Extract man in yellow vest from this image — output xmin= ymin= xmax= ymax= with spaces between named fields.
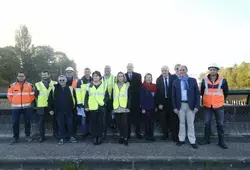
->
xmin=35 ymin=70 xmax=57 ymax=142
xmin=75 ymin=67 xmax=92 ymax=140
xmin=102 ymin=65 xmax=115 ymax=139
xmin=199 ymin=63 xmax=229 ymax=149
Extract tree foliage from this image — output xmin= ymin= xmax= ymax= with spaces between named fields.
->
xmin=198 ymin=62 xmax=250 ymax=89
xmin=0 ymin=25 xmax=77 ymax=86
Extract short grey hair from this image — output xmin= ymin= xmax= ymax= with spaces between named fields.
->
xmin=104 ymin=65 xmax=111 ymax=69
xmin=58 ymin=75 xmax=67 ymax=81
xmin=180 ymin=65 xmax=188 ymax=71
xmin=161 ymin=65 xmax=169 ymax=71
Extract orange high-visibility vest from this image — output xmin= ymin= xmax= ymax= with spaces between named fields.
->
xmin=71 ymin=79 xmax=77 ymax=88
xmin=202 ymin=77 xmax=224 ymax=108
xmin=7 ymin=82 xmax=35 ymax=108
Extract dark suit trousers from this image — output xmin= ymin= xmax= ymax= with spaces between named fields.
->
xmin=128 ymin=105 xmax=141 ymax=136
xmin=159 ymin=98 xmax=179 ymax=141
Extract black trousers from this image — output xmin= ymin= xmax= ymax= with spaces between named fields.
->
xmin=144 ymin=109 xmax=155 ymax=138
xmin=115 ymin=112 xmax=128 ymax=138
xmin=90 ymin=110 xmax=103 ymax=138
xmin=128 ymin=106 xmax=141 ymax=136
xmin=159 ymin=98 xmax=179 ymax=141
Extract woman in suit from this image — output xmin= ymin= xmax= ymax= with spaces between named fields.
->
xmin=172 ymin=65 xmax=200 ymax=149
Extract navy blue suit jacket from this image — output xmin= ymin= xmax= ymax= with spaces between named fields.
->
xmin=172 ymin=77 xmax=200 ymax=110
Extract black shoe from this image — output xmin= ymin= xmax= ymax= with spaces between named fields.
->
xmin=161 ymin=136 xmax=168 ymax=140
xmin=146 ymin=136 xmax=150 ymax=141
xmin=124 ymin=139 xmax=128 ymax=146
xmin=58 ymin=139 xmax=64 ymax=145
xmin=98 ymin=137 xmax=102 ymax=145
xmin=176 ymin=141 xmax=185 ymax=146
xmin=82 ymin=134 xmax=87 ymax=141
xmin=136 ymin=134 xmax=142 ymax=139
xmin=199 ymin=139 xmax=210 ymax=145
xmin=150 ymin=137 xmax=156 ymax=142
xmin=39 ymin=137 xmax=45 ymax=143
xmin=191 ymin=143 xmax=198 ymax=149
xmin=93 ymin=137 xmax=98 ymax=145
xmin=218 ymin=143 xmax=228 ymax=149
xmin=10 ymin=138 xmax=19 ymax=145
xmin=119 ymin=138 xmax=124 ymax=144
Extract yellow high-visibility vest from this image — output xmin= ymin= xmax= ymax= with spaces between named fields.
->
xmin=75 ymin=81 xmax=88 ymax=105
xmin=102 ymin=75 xmax=115 ymax=99
xmin=113 ymin=82 xmax=129 ymax=110
xmin=35 ymin=81 xmax=57 ymax=107
xmin=87 ymin=83 xmax=106 ymax=111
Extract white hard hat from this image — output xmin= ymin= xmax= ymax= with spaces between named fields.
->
xmin=65 ymin=67 xmax=75 ymax=72
xmin=208 ymin=63 xmax=219 ymax=70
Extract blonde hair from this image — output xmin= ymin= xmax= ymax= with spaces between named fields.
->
xmin=115 ymin=72 xmax=127 ymax=83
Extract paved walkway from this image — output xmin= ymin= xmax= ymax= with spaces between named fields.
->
xmin=0 ymin=137 xmax=250 ymax=169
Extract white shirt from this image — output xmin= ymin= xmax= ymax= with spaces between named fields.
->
xmin=163 ymin=76 xmax=169 ymax=98
xmin=181 ymin=81 xmax=188 ymax=101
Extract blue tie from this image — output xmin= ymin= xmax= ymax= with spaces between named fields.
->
xmin=165 ymin=78 xmax=168 ymax=97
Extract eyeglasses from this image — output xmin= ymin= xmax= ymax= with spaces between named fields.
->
xmin=59 ymin=80 xmax=65 ymax=82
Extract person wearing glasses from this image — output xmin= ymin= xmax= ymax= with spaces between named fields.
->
xmin=173 ymin=64 xmax=181 ymax=79
xmin=84 ymin=71 xmax=109 ymax=145
xmin=172 ymin=65 xmax=200 ymax=149
xmin=48 ymin=75 xmax=77 ymax=145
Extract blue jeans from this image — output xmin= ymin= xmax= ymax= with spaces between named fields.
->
xmin=203 ymin=106 xmax=225 ymax=138
xmin=81 ymin=116 xmax=87 ymax=135
xmin=57 ymin=112 xmax=73 ymax=139
xmin=12 ymin=108 xmax=32 ymax=139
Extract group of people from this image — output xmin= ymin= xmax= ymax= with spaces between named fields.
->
xmin=7 ymin=62 xmax=229 ymax=149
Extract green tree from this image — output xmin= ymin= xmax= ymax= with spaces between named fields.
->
xmin=15 ymin=25 xmax=36 ymax=81
xmin=0 ymin=46 xmax=21 ymax=86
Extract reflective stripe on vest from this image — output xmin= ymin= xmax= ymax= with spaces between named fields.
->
xmin=113 ymin=83 xmax=129 ymax=110
xmin=203 ymin=77 xmax=224 ymax=108
xmin=35 ymin=81 xmax=56 ymax=107
xmin=102 ymin=75 xmax=114 ymax=98
xmin=87 ymin=83 xmax=106 ymax=110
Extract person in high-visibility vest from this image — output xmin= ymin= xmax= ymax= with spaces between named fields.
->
xmin=199 ymin=63 xmax=229 ymax=149
xmin=7 ymin=72 xmax=35 ymax=145
xmin=112 ymin=72 xmax=131 ymax=146
xmin=35 ymin=70 xmax=57 ymax=142
xmin=84 ymin=71 xmax=109 ymax=145
xmin=48 ymin=75 xmax=77 ymax=145
xmin=102 ymin=65 xmax=115 ymax=139
xmin=65 ymin=67 xmax=78 ymax=88
xmin=75 ymin=67 xmax=92 ymax=140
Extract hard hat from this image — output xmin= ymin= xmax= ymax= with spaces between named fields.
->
xmin=65 ymin=67 xmax=75 ymax=72
xmin=208 ymin=63 xmax=219 ymax=70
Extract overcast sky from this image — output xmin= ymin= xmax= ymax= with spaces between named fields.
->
xmin=0 ymin=0 xmax=250 ymax=80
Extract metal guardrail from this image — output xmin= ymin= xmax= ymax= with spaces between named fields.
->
xmin=1 ymin=90 xmax=250 ymax=104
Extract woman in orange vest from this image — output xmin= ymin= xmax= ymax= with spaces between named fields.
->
xmin=7 ymin=72 xmax=35 ymax=145
xmin=199 ymin=63 xmax=229 ymax=149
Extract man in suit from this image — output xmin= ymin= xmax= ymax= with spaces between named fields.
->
xmin=172 ymin=65 xmax=200 ymax=149
xmin=155 ymin=65 xmax=179 ymax=141
xmin=125 ymin=63 xmax=142 ymax=139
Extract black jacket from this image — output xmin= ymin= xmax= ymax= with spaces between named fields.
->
xmin=48 ymin=84 xmax=77 ymax=112
xmin=76 ymin=76 xmax=92 ymax=88
xmin=155 ymin=74 xmax=177 ymax=105
xmin=125 ymin=72 xmax=141 ymax=107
